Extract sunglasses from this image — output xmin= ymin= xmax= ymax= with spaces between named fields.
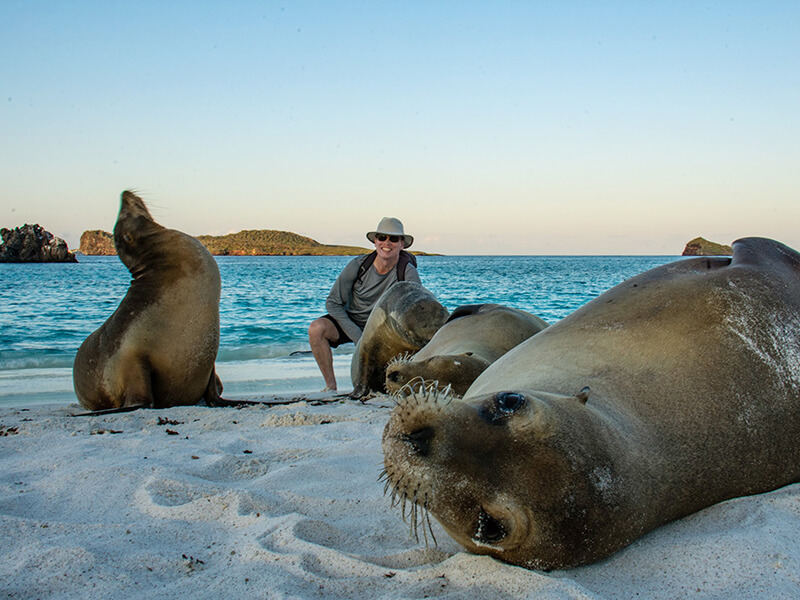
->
xmin=375 ymin=234 xmax=402 ymax=243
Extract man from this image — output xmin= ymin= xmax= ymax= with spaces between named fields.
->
xmin=308 ymin=217 xmax=421 ymax=391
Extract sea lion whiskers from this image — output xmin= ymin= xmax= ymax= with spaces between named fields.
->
xmin=387 ymin=351 xmax=414 ymax=370
xmin=382 ymin=383 xmax=456 ymax=546
xmin=392 ymin=379 xmax=455 ymax=409
xmin=381 ymin=466 xmax=437 ymax=546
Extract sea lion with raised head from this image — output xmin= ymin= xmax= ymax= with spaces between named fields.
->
xmin=384 ymin=304 xmax=548 ymax=396
xmin=350 ymin=281 xmax=448 ymax=398
xmin=383 ymin=237 xmax=800 ymax=570
xmin=73 ymin=191 xmax=228 ymax=411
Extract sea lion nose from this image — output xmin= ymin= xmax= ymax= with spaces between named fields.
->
xmin=401 ymin=426 xmax=434 ymax=456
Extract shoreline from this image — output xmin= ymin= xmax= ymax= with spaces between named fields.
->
xmin=0 ymin=354 xmax=354 ymax=410
xmin=1 ymin=398 xmax=798 ymax=599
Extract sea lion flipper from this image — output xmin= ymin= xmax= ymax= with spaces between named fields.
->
xmin=349 ymin=384 xmax=369 ymax=400
xmin=70 ymin=404 xmax=149 ymax=417
xmin=119 ymin=361 xmax=154 ymax=409
xmin=446 ymin=304 xmax=490 ymax=323
xmin=201 ymin=368 xmax=233 ymax=407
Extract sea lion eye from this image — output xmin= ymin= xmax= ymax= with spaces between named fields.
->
xmin=475 ymin=509 xmax=507 ymax=544
xmin=495 ymin=392 xmax=526 ymax=414
xmin=479 ymin=392 xmax=528 ymax=424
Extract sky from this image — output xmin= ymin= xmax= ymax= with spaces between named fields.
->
xmin=2 ymin=1 xmax=799 ymax=255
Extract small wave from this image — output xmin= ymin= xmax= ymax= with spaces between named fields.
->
xmin=216 ymin=343 xmax=352 ymax=363
xmin=0 ymin=345 xmax=354 ymax=371
xmin=0 ymin=351 xmax=75 ymax=371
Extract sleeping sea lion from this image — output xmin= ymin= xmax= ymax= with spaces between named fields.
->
xmin=382 ymin=237 xmax=800 ymax=570
xmin=350 ymin=281 xmax=448 ymax=398
xmin=384 ymin=304 xmax=548 ymax=396
xmin=73 ymin=191 xmax=228 ymax=411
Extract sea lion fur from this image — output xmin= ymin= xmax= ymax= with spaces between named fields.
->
xmin=350 ymin=281 xmax=448 ymax=398
xmin=384 ymin=304 xmax=548 ymax=396
xmin=73 ymin=191 xmax=228 ymax=411
xmin=382 ymin=237 xmax=800 ymax=570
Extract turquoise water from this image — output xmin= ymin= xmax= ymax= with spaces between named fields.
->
xmin=0 ymin=254 xmax=677 ymax=406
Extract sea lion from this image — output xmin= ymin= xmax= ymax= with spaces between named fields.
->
xmin=350 ymin=281 xmax=449 ymax=398
xmin=73 ymin=191 xmax=228 ymax=411
xmin=382 ymin=237 xmax=800 ymax=570
xmin=384 ymin=304 xmax=549 ymax=396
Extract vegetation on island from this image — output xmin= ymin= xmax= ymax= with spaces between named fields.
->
xmin=195 ymin=230 xmax=371 ymax=256
xmin=682 ymin=237 xmax=733 ymax=256
xmin=79 ymin=229 xmax=381 ymax=256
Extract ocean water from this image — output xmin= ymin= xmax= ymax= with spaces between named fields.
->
xmin=0 ymin=254 xmax=677 ymax=407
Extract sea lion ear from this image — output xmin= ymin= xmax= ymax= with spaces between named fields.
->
xmin=575 ymin=386 xmax=590 ymax=405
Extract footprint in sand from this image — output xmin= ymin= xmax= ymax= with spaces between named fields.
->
xmin=135 ymin=476 xmax=269 ymax=522
xmin=189 ymin=454 xmax=271 ymax=483
xmin=256 ymin=514 xmax=454 ymax=574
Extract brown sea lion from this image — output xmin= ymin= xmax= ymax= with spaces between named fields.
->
xmin=382 ymin=237 xmax=800 ymax=570
xmin=73 ymin=191 xmax=228 ymax=411
xmin=350 ymin=281 xmax=448 ymax=399
xmin=384 ymin=304 xmax=549 ymax=396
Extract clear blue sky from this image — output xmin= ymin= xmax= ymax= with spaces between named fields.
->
xmin=2 ymin=1 xmax=798 ymax=254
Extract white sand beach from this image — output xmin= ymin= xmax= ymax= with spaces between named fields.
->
xmin=1 ymin=397 xmax=799 ymax=599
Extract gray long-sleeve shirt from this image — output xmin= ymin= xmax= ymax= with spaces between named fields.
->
xmin=325 ymin=255 xmax=421 ymax=343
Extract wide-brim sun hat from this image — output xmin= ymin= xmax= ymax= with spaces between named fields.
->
xmin=366 ymin=217 xmax=413 ymax=249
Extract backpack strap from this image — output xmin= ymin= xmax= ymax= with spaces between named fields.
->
xmin=396 ymin=250 xmax=417 ymax=281
xmin=355 ymin=251 xmax=378 ymax=285
xmin=354 ymin=250 xmax=417 ymax=285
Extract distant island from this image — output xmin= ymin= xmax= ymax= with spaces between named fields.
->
xmin=79 ymin=230 xmax=116 ymax=255
xmin=682 ymin=237 xmax=733 ymax=256
xmin=79 ymin=229 xmax=433 ymax=256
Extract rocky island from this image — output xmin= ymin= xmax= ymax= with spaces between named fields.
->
xmin=78 ymin=230 xmax=116 ymax=255
xmin=79 ymin=229 xmax=375 ymax=256
xmin=682 ymin=237 xmax=733 ymax=256
xmin=0 ymin=224 xmax=78 ymax=263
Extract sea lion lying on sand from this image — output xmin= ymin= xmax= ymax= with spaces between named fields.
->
xmin=385 ymin=304 xmax=548 ymax=396
xmin=350 ymin=282 xmax=448 ymax=399
xmin=73 ymin=191 xmax=229 ymax=411
xmin=383 ymin=237 xmax=800 ymax=570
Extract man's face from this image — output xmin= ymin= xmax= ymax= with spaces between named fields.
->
xmin=374 ymin=234 xmax=403 ymax=260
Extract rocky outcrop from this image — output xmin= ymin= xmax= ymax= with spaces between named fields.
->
xmin=79 ymin=230 xmax=116 ymax=255
xmin=682 ymin=237 xmax=733 ymax=256
xmin=0 ymin=224 xmax=77 ymax=263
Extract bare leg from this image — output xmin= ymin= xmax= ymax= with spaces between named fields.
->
xmin=309 ymin=318 xmax=340 ymax=391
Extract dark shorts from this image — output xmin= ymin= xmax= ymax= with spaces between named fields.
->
xmin=322 ymin=314 xmax=353 ymax=348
